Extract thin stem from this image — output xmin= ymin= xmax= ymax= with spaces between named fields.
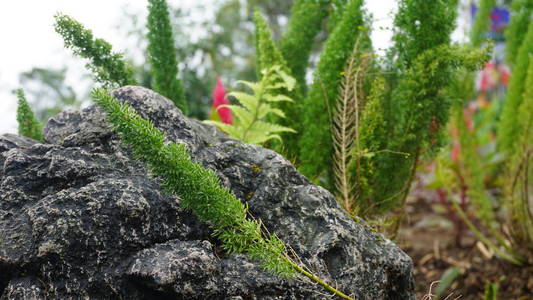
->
xmin=282 ymin=255 xmax=355 ymax=300
xmin=446 ymin=187 xmax=523 ymax=265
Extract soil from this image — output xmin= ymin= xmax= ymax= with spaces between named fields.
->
xmin=396 ymin=179 xmax=533 ymax=299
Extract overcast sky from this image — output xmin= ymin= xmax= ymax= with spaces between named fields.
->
xmin=0 ymin=0 xmax=398 ymax=134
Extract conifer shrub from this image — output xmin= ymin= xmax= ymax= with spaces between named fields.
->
xmin=147 ymin=0 xmax=188 ymax=114
xmin=92 ymin=88 xmax=354 ymax=300
xmin=54 ymin=14 xmax=136 ymax=87
xmin=15 ymin=89 xmax=43 ymax=142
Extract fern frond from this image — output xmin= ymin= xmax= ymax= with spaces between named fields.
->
xmin=331 ymin=36 xmax=371 ymax=212
xmin=204 ymin=66 xmax=296 ymax=146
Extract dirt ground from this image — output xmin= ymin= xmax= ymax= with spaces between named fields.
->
xmin=396 ymin=184 xmax=533 ymax=299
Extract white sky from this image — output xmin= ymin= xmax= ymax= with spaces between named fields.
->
xmin=0 ymin=0 xmax=398 ymax=134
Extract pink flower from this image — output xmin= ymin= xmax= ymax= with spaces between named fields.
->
xmin=210 ymin=77 xmax=233 ymax=124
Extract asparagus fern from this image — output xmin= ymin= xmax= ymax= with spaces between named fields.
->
xmin=147 ymin=0 xmax=188 ymax=113
xmin=54 ymin=14 xmax=136 ymax=87
xmin=16 ymin=89 xmax=44 ymax=142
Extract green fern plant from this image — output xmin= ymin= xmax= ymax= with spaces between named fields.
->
xmin=54 ymin=14 xmax=136 ymax=87
xmin=16 ymin=89 xmax=44 ymax=142
xmin=205 ymin=65 xmax=296 ymax=145
xmin=92 ymin=88 xmax=354 ymax=300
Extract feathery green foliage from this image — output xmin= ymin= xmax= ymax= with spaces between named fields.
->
xmin=505 ymin=56 xmax=533 ymax=256
xmin=147 ymin=0 xmax=188 ymax=114
xmin=205 ymin=66 xmax=296 ymax=145
xmin=470 ymin=0 xmax=496 ymax=47
xmin=350 ymin=0 xmax=471 ymax=215
xmin=298 ymin=0 xmax=371 ymax=185
xmin=498 ymin=21 xmax=533 ymax=155
xmin=54 ymin=14 xmax=136 ymax=87
xmin=16 ymin=89 xmax=43 ymax=142
xmin=255 ymin=11 xmax=288 ymax=80
xmin=358 ymin=45 xmax=490 ymax=215
xmin=392 ymin=0 xmax=458 ymax=71
xmin=505 ymin=0 xmax=533 ymax=65
xmin=92 ymin=88 xmax=294 ymax=277
xmin=93 ymin=88 xmax=355 ymax=299
xmin=279 ymin=0 xmax=329 ymax=93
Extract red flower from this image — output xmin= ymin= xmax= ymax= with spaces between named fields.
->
xmin=210 ymin=77 xmax=233 ymax=124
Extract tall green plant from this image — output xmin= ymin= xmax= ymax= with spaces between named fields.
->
xmin=356 ymin=45 xmax=490 ymax=215
xmin=279 ymin=0 xmax=329 ymax=94
xmin=16 ymin=89 xmax=43 ymax=142
xmin=505 ymin=0 xmax=533 ymax=65
xmin=254 ymin=11 xmax=301 ymax=158
xmin=498 ymin=21 xmax=533 ymax=155
xmin=505 ymin=56 xmax=533 ymax=258
xmin=470 ymin=0 xmax=496 ymax=47
xmin=92 ymin=88 xmax=354 ymax=300
xmin=146 ymin=0 xmax=188 ymax=114
xmin=298 ymin=0 xmax=371 ymax=185
xmin=353 ymin=0 xmax=470 ymax=215
xmin=54 ymin=14 xmax=136 ymax=87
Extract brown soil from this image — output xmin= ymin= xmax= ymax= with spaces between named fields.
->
xmin=396 ymin=189 xmax=533 ymax=300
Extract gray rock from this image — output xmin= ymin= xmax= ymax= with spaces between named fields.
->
xmin=0 ymin=86 xmax=414 ymax=299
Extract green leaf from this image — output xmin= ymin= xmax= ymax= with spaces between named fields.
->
xmin=263 ymin=94 xmax=293 ymax=103
xmin=228 ymin=91 xmax=258 ymax=112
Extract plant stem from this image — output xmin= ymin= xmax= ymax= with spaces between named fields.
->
xmin=447 ymin=190 xmax=523 ymax=265
xmin=281 ymin=255 xmax=355 ymax=300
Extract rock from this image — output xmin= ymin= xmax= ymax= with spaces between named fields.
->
xmin=0 ymin=86 xmax=414 ymax=299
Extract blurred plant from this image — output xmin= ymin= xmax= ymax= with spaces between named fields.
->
xmin=425 ymin=0 xmax=532 ymax=266
xmin=205 ymin=66 xmax=296 ymax=145
xmin=498 ymin=20 xmax=533 ymax=155
xmin=54 ymin=14 xmax=136 ymax=87
xmin=470 ymin=0 xmax=496 ymax=47
xmin=278 ymin=0 xmax=329 ymax=95
xmin=504 ymin=0 xmax=533 ymax=65
xmin=15 ymin=89 xmax=43 ymax=142
xmin=209 ymin=77 xmax=233 ymax=124
xmin=146 ymin=0 xmax=188 ymax=113
xmin=18 ymin=67 xmax=82 ymax=122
